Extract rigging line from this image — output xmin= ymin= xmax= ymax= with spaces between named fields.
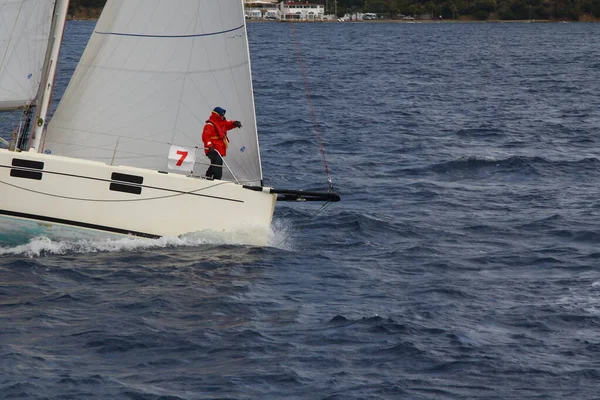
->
xmin=288 ymin=21 xmax=334 ymax=191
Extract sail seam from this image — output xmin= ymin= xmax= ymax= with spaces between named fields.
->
xmin=93 ymin=25 xmax=244 ymax=39
xmin=64 ymin=62 xmax=249 ymax=75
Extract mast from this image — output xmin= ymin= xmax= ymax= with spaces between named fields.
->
xmin=29 ymin=0 xmax=70 ymax=152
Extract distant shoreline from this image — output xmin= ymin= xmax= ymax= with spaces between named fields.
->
xmin=66 ymin=4 xmax=599 ymax=23
xmin=247 ymin=18 xmax=599 ymax=23
xmin=246 ymin=19 xmax=600 ymax=24
xmin=66 ymin=14 xmax=600 ymax=23
xmin=68 ymin=18 xmax=599 ymax=23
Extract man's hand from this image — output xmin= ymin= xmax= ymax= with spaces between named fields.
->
xmin=233 ymin=121 xmax=242 ymax=128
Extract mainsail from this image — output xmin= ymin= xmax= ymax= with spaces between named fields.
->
xmin=44 ymin=0 xmax=264 ymax=186
xmin=0 ymin=0 xmax=56 ymax=110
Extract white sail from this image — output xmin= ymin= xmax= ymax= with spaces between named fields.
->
xmin=0 ymin=0 xmax=56 ymax=110
xmin=44 ymin=0 xmax=263 ymax=186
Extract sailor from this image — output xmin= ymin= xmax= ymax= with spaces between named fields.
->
xmin=202 ymin=107 xmax=242 ymax=180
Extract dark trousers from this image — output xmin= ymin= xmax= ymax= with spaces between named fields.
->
xmin=205 ymin=150 xmax=223 ymax=180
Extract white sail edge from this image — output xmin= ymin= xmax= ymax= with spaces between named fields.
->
xmin=240 ymin=0 xmax=264 ymax=184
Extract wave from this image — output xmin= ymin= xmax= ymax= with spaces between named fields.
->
xmin=0 ymin=219 xmax=295 ymax=257
xmin=455 ymin=127 xmax=505 ymax=137
xmin=431 ymin=155 xmax=544 ymax=174
xmin=301 ymin=210 xmax=408 ymax=243
xmin=405 ymin=155 xmax=600 ymax=181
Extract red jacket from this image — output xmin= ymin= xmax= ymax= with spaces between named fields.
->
xmin=202 ymin=113 xmax=237 ymax=157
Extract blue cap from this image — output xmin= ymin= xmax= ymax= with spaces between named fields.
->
xmin=213 ymin=107 xmax=226 ymax=116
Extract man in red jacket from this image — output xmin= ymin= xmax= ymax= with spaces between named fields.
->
xmin=202 ymin=107 xmax=242 ymax=180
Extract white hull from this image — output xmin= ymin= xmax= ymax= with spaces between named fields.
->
xmin=0 ymin=149 xmax=276 ymax=244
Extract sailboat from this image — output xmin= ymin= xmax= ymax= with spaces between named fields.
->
xmin=0 ymin=0 xmax=339 ymax=245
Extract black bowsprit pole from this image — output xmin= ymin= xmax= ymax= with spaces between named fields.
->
xmin=243 ymin=186 xmax=341 ymax=202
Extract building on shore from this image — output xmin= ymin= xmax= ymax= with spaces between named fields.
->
xmin=244 ymin=1 xmax=326 ymax=21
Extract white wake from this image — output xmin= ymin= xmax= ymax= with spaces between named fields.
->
xmin=0 ymin=218 xmax=294 ymax=257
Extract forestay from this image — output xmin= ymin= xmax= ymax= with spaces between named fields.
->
xmin=0 ymin=0 xmax=55 ymax=110
xmin=44 ymin=0 xmax=263 ymax=186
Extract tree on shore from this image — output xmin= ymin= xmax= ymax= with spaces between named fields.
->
xmin=67 ymin=0 xmax=600 ymax=21
xmin=70 ymin=0 xmax=106 ymax=7
xmin=69 ymin=0 xmax=105 ymax=19
xmin=330 ymin=0 xmax=600 ymax=19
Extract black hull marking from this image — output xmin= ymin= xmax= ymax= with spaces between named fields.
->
xmin=10 ymin=169 xmax=43 ymax=180
xmin=12 ymin=158 xmax=44 ymax=170
xmin=0 ymin=209 xmax=160 ymax=239
xmin=110 ymin=182 xmax=142 ymax=195
xmin=112 ymin=172 xmax=143 ymax=184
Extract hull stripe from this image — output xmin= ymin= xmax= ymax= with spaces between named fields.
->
xmin=0 ymin=163 xmax=242 ymax=203
xmin=0 ymin=209 xmax=160 ymax=239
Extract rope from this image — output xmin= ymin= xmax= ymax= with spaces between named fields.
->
xmin=289 ymin=21 xmax=334 ymax=191
xmin=271 ymin=21 xmax=340 ymax=248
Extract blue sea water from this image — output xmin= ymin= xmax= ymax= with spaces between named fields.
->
xmin=2 ymin=20 xmax=600 ymax=399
